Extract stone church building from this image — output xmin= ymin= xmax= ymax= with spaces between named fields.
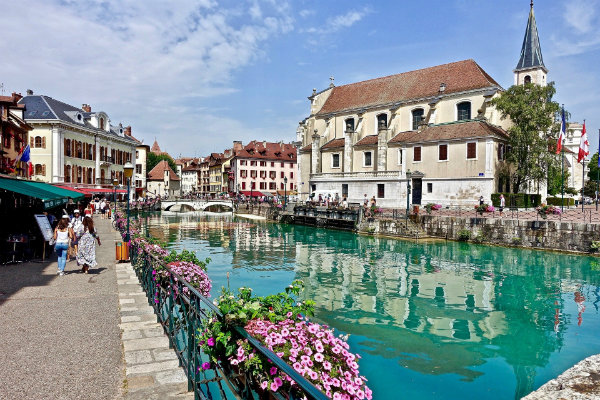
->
xmin=297 ymin=2 xmax=548 ymax=207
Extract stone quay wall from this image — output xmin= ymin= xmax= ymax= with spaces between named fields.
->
xmin=365 ymin=215 xmax=600 ymax=254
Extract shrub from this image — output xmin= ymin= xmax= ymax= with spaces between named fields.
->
xmin=537 ymin=204 xmax=561 ymax=218
xmin=424 ymin=203 xmax=442 ymax=214
xmin=591 ymin=241 xmax=600 ymax=253
xmin=475 ymin=203 xmax=494 ymax=213
xmin=511 ymin=237 xmax=523 ymax=245
xmin=491 ymin=193 xmax=541 ymax=208
xmin=457 ymin=229 xmax=471 ymax=241
xmin=546 ymin=197 xmax=575 ymax=207
xmin=472 ymin=232 xmax=486 ymax=243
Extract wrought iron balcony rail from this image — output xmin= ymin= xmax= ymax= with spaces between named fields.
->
xmin=130 ymin=244 xmax=328 ymax=400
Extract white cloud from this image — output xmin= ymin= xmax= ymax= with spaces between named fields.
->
xmin=299 ymin=9 xmax=315 ymax=18
xmin=564 ymin=0 xmax=598 ymax=34
xmin=551 ymin=0 xmax=600 ymax=56
xmin=0 ymin=0 xmax=294 ymax=155
xmin=304 ymin=7 xmax=372 ymax=35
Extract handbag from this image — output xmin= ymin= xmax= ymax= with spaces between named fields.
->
xmin=49 ymin=237 xmax=56 ymax=246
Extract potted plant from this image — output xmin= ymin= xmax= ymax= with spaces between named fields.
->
xmin=536 ymin=204 xmax=561 ymax=219
xmin=424 ymin=203 xmax=442 ymax=214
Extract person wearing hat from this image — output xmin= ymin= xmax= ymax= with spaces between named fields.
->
xmin=68 ymin=209 xmax=82 ymax=262
xmin=53 ymin=215 xmax=74 ymax=276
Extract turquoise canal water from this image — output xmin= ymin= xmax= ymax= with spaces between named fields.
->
xmin=146 ymin=212 xmax=600 ymax=399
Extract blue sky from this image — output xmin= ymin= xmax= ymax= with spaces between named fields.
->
xmin=1 ymin=0 xmax=598 ymax=158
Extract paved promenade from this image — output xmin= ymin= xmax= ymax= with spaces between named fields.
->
xmin=0 ymin=217 xmax=192 ymax=400
xmin=0 ymin=217 xmax=124 ymax=399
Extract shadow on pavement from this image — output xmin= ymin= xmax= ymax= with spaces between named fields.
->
xmin=0 ymin=260 xmax=56 ymax=305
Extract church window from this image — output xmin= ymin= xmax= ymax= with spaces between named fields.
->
xmin=524 ymin=75 xmax=531 ymax=84
xmin=466 ymin=142 xmax=477 ymax=159
xmin=457 ymin=102 xmax=471 ymax=121
xmin=413 ymin=146 xmax=422 ymax=162
xmin=438 ymin=144 xmax=448 ymax=161
xmin=332 ymin=153 xmax=340 ymax=168
xmin=376 ymin=114 xmax=387 ymax=130
xmin=412 ymin=109 xmax=424 ymax=130
xmin=363 ymin=151 xmax=372 ymax=167
xmin=345 ymin=118 xmax=355 ymax=132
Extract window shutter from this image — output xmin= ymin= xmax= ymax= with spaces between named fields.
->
xmin=30 ymin=137 xmax=34 ymax=147
xmin=414 ymin=146 xmax=421 ymax=162
xmin=42 ymin=137 xmax=46 ymax=149
xmin=467 ymin=142 xmax=476 ymax=159
xmin=64 ymin=139 xmax=68 ymax=156
xmin=42 ymin=164 xmax=46 ymax=176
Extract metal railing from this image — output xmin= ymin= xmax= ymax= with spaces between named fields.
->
xmin=130 ymin=244 xmax=327 ymax=400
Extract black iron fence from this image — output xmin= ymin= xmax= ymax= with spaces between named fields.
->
xmin=130 ymin=245 xmax=327 ymax=400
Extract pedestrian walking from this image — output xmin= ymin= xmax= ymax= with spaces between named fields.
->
xmin=84 ymin=203 xmax=93 ymax=216
xmin=100 ymin=198 xmax=107 ymax=219
xmin=479 ymin=196 xmax=484 ymax=206
xmin=499 ymin=194 xmax=505 ymax=217
xmin=76 ymin=216 xmax=101 ymax=274
xmin=53 ymin=215 xmax=74 ymax=276
xmin=68 ymin=209 xmax=83 ymax=261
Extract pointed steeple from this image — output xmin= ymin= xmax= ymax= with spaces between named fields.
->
xmin=515 ymin=1 xmax=547 ymax=72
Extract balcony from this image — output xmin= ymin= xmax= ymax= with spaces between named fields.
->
xmin=100 ymin=156 xmax=113 ymax=166
xmin=311 ymin=171 xmax=404 ymax=181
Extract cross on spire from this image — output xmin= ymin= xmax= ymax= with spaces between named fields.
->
xmin=329 ymin=75 xmax=335 ymax=88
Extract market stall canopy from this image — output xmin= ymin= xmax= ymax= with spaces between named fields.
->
xmin=0 ymin=176 xmax=84 ymax=209
xmin=77 ymin=187 xmax=127 ymax=195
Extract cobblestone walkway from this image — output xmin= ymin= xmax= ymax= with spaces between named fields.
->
xmin=115 ymin=227 xmax=193 ymax=399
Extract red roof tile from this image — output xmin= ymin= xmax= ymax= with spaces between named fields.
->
xmin=235 ymin=141 xmax=297 ymax=161
xmin=317 ymin=60 xmax=500 ymax=116
xmin=300 ymin=143 xmax=312 ymax=152
xmin=321 ymin=138 xmax=345 ymax=150
xmin=147 ymin=160 xmax=180 ymax=181
xmin=354 ymin=135 xmax=379 ymax=147
xmin=388 ymin=120 xmax=508 ymax=144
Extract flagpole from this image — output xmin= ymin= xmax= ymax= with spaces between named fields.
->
xmin=597 ymin=128 xmax=599 ymax=211
xmin=561 ymin=105 xmax=565 ymax=212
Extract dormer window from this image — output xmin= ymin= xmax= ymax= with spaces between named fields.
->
xmin=77 ymin=113 xmax=83 ymax=122
xmin=376 ymin=114 xmax=387 ymax=130
xmin=99 ymin=117 xmax=105 ymax=130
xmin=412 ymin=108 xmax=424 ymax=130
xmin=457 ymin=102 xmax=471 ymax=121
xmin=345 ymin=118 xmax=355 ymax=132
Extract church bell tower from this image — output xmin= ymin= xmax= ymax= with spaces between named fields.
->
xmin=514 ymin=1 xmax=548 ymax=86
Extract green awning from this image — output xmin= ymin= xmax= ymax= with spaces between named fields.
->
xmin=24 ymin=181 xmax=85 ymax=202
xmin=0 ymin=177 xmax=83 ymax=209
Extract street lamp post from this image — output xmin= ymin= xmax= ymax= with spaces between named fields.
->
xmin=284 ymin=176 xmax=288 ymax=208
xmin=112 ymin=178 xmax=118 ymax=218
xmin=123 ymin=162 xmax=134 ymax=242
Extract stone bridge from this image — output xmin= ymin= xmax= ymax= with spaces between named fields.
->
xmin=160 ymin=199 xmax=235 ymax=212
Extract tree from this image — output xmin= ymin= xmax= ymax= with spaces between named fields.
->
xmin=587 ymin=152 xmax=599 ymax=181
xmin=147 ymin=152 xmax=177 ymax=174
xmin=547 ymin=162 xmax=574 ymax=196
xmin=491 ymin=82 xmax=563 ymax=193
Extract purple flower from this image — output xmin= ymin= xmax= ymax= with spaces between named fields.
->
xmin=274 ymin=377 xmax=283 ymax=387
xmin=270 ymin=367 xmax=278 ymax=376
xmin=201 ymin=362 xmax=211 ymax=370
xmin=207 ymin=337 xmax=215 ymax=347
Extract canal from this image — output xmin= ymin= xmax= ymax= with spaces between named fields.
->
xmin=146 ymin=211 xmax=600 ymax=399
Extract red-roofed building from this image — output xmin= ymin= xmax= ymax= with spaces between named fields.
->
xmin=229 ymin=140 xmax=297 ymax=198
xmin=147 ymin=160 xmax=180 ymax=198
xmin=1 ymin=92 xmax=32 ymax=177
xmin=297 ymin=3 xmax=556 ymax=206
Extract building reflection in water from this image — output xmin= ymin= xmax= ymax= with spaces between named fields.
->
xmin=144 ymin=213 xmax=600 ymax=399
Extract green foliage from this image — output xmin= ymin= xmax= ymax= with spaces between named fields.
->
xmin=587 ymin=153 xmax=599 ymax=181
xmin=164 ymin=249 xmax=210 ymax=271
xmin=147 ymin=152 xmax=178 ymax=174
xmin=457 ymin=229 xmax=471 ymax=241
xmin=546 ymin=197 xmax=575 ymax=206
xmin=491 ymin=193 xmax=541 ymax=208
xmin=547 ymin=162 xmax=574 ymax=196
xmin=583 ymin=179 xmax=598 ymax=198
xmin=472 ymin=232 xmax=486 ymax=244
xmin=490 ymin=83 xmax=563 ymax=193
xmin=196 ymin=280 xmax=315 ymax=365
xmin=511 ymin=237 xmax=523 ymax=245
xmin=590 ymin=241 xmax=600 ymax=253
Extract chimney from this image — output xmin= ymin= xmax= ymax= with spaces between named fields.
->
xmin=11 ymin=92 xmax=23 ymax=102
xmin=82 ymin=104 xmax=91 ymax=112
xmin=124 ymin=126 xmax=132 ymax=136
xmin=26 ymin=89 xmax=33 ymax=96
xmin=233 ymin=140 xmax=243 ymax=152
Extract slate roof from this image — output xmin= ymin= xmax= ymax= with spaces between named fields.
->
xmin=18 ymin=95 xmax=137 ymax=143
xmin=354 ymin=135 xmax=379 ymax=147
xmin=321 ymin=138 xmax=345 ymax=150
xmin=147 ymin=160 xmax=180 ymax=181
xmin=515 ymin=3 xmax=546 ymax=71
xmin=388 ymin=120 xmax=508 ymax=144
xmin=316 ymin=60 xmax=501 ymax=116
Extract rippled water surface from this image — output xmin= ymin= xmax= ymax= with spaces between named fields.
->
xmin=146 ymin=212 xmax=600 ymax=399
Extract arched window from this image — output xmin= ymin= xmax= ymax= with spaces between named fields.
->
xmin=77 ymin=166 xmax=82 ymax=183
xmin=457 ymin=102 xmax=471 ymax=121
xmin=35 ymin=164 xmax=43 ymax=175
xmin=376 ymin=113 xmax=387 ymax=130
xmin=99 ymin=117 xmax=105 ymax=130
xmin=34 ymin=136 xmax=42 ymax=148
xmin=411 ymin=108 xmax=424 ymax=130
xmin=524 ymin=75 xmax=531 ymax=84
xmin=87 ymin=167 xmax=93 ymax=184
